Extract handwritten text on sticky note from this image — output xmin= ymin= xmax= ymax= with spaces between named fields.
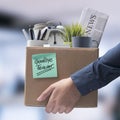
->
xmin=32 ymin=53 xmax=57 ymax=78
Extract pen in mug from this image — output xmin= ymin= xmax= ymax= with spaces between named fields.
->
xmin=29 ymin=28 xmax=34 ymax=40
xmin=22 ymin=29 xmax=29 ymax=40
xmin=41 ymin=28 xmax=47 ymax=40
xmin=37 ymin=30 xmax=41 ymax=40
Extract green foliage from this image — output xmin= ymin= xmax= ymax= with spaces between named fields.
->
xmin=63 ymin=23 xmax=85 ymax=42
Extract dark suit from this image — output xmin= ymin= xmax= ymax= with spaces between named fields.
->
xmin=71 ymin=43 xmax=120 ymax=95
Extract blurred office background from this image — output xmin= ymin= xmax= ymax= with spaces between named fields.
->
xmin=0 ymin=0 xmax=120 ymax=120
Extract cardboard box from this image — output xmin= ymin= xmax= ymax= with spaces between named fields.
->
xmin=25 ymin=47 xmax=99 ymax=107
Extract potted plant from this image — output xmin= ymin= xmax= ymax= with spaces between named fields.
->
xmin=63 ymin=23 xmax=92 ymax=48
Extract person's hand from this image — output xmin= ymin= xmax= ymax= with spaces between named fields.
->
xmin=37 ymin=77 xmax=81 ymax=114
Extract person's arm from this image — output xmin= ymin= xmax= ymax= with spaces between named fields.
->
xmin=37 ymin=43 xmax=120 ymax=114
xmin=71 ymin=43 xmax=120 ymax=95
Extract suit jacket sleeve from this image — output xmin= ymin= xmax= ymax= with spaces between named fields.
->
xmin=71 ymin=43 xmax=120 ymax=96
